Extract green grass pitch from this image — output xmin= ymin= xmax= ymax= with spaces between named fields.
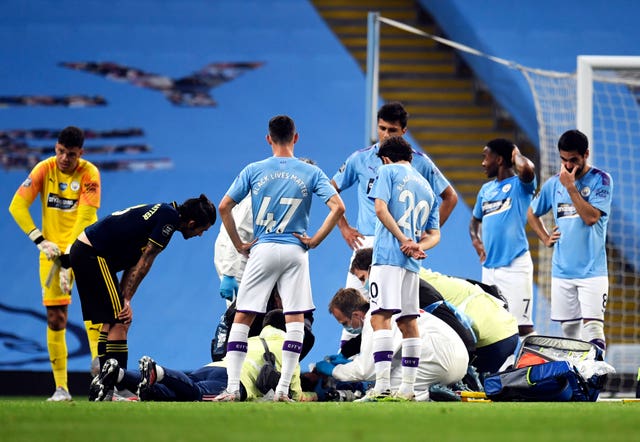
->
xmin=1 ymin=398 xmax=638 ymax=442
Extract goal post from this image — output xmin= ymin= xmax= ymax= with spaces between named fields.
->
xmin=365 ymin=11 xmax=380 ymax=147
xmin=577 ymin=55 xmax=640 ymax=155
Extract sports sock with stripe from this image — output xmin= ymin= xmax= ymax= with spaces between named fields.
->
xmin=398 ymin=337 xmax=421 ymax=396
xmin=106 ymin=339 xmax=128 ymax=369
xmin=276 ymin=321 xmax=304 ymax=395
xmin=225 ymin=323 xmax=250 ymax=393
xmin=372 ymin=329 xmax=394 ymax=392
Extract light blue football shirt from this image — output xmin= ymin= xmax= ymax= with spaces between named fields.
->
xmin=472 ymin=175 xmax=537 ymax=268
xmin=369 ymin=163 xmax=440 ymax=272
xmin=226 ymin=156 xmax=337 ymax=248
xmin=332 ymin=143 xmax=450 ymax=236
xmin=529 ymin=167 xmax=612 ymax=278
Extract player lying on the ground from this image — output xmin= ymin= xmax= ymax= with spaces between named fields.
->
xmin=211 ymin=287 xmax=315 ymax=363
xmin=89 ymin=310 xmax=315 ymax=402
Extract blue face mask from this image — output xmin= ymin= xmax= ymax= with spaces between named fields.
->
xmin=343 ymin=314 xmax=362 ymax=335
xmin=363 ymin=279 xmax=370 ymax=292
xmin=343 ymin=324 xmax=362 ymax=335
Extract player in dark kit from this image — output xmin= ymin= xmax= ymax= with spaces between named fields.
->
xmin=68 ymin=194 xmax=216 ymax=399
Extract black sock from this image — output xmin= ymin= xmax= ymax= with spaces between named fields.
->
xmin=106 ymin=339 xmax=129 ymax=370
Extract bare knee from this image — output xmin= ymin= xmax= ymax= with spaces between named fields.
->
xmin=46 ymin=306 xmax=68 ymax=330
xmin=108 ymin=322 xmax=129 ymax=340
xmin=396 ymin=317 xmax=419 ymax=338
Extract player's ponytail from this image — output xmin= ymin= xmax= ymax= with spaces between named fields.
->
xmin=178 ymin=194 xmax=217 ymax=227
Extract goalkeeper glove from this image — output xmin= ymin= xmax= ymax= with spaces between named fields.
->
xmin=28 ymin=228 xmax=61 ymax=260
xmin=58 ymin=253 xmax=72 ymax=294
xmin=59 ymin=267 xmax=72 ymax=294
xmin=219 ymin=275 xmax=238 ymax=301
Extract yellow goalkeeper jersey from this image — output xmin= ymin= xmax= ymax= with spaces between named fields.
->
xmin=11 ymin=156 xmax=101 ymax=249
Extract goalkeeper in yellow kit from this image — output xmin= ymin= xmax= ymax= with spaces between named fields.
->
xmin=8 ymin=126 xmax=102 ymax=401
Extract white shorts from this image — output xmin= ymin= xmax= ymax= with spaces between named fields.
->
xmin=235 ymin=242 xmax=314 ymax=314
xmin=344 ymin=235 xmax=375 ymax=296
xmin=368 ymin=265 xmax=420 ymax=318
xmin=482 ymin=251 xmax=534 ymax=327
xmin=550 ymin=276 xmax=608 ymax=322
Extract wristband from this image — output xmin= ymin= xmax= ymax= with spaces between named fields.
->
xmin=59 ymin=254 xmax=71 ymax=269
xmin=28 ymin=228 xmax=45 ymax=245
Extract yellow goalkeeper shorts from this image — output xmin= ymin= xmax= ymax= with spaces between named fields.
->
xmin=39 ymin=254 xmax=72 ymax=307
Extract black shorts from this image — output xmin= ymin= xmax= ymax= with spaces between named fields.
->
xmin=70 ymin=241 xmax=124 ymax=324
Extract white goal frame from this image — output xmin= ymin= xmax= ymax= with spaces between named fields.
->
xmin=577 ymin=55 xmax=640 ymax=153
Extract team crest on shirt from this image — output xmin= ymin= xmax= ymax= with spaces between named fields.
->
xmin=70 ymin=181 xmax=80 ymax=192
xmin=580 ymin=187 xmax=590 ymax=197
xmin=502 ymin=183 xmax=512 ymax=193
xmin=21 ymin=177 xmax=32 ymax=187
xmin=59 ymin=183 xmax=67 ymax=191
xmin=338 ymin=163 xmax=346 ymax=173
xmin=162 ymin=224 xmax=174 ymax=237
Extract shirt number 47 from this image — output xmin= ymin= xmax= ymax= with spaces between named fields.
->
xmin=255 ymin=196 xmax=302 ymax=234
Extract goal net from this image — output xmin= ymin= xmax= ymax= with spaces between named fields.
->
xmin=522 ymin=57 xmax=640 ymax=393
xmin=366 ymin=14 xmax=640 ymax=394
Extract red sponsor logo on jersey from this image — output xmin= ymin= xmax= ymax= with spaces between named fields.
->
xmin=84 ymin=182 xmax=99 ymax=193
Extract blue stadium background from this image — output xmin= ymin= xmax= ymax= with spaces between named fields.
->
xmin=1 ymin=0 xmax=637 ymax=377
